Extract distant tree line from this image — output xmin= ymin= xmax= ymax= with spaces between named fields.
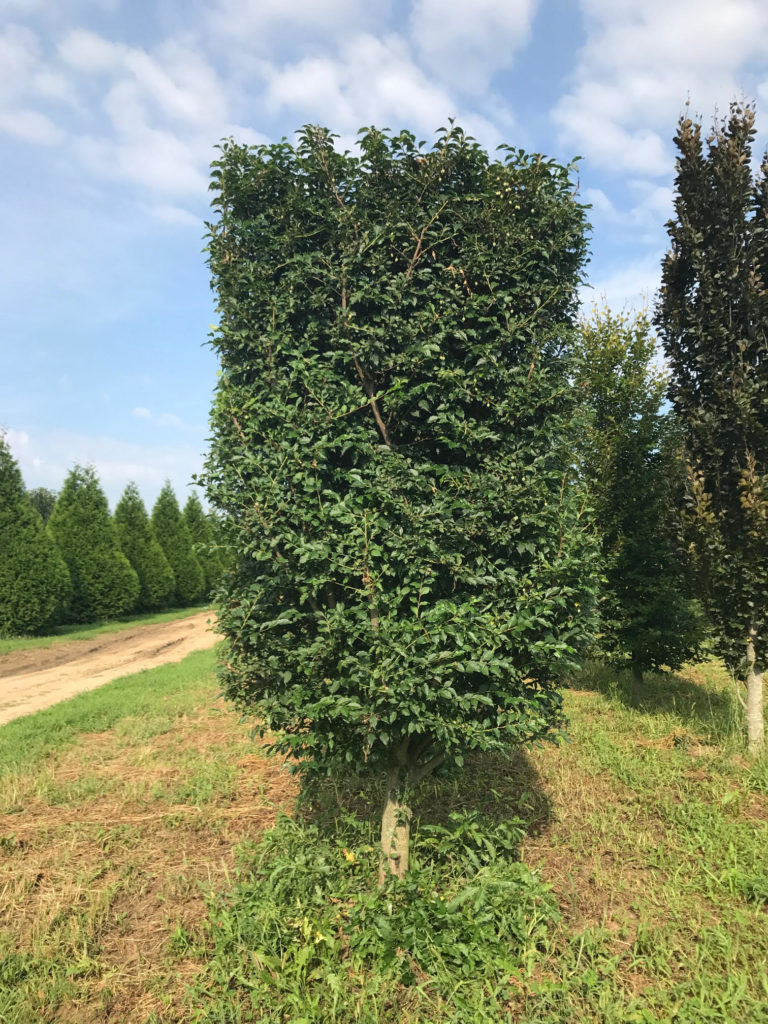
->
xmin=0 ymin=447 xmax=226 ymax=636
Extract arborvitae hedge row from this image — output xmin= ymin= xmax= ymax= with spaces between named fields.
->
xmin=183 ymin=492 xmax=223 ymax=597
xmin=0 ymin=436 xmax=70 ymax=635
xmin=152 ymin=483 xmax=205 ymax=606
xmin=114 ymin=482 xmax=175 ymax=611
xmin=49 ymin=466 xmax=139 ymax=623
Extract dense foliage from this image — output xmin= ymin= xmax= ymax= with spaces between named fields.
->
xmin=183 ymin=492 xmax=224 ymax=596
xmin=152 ymin=483 xmax=205 ymax=606
xmin=0 ymin=436 xmax=70 ymax=635
xmin=114 ymin=483 xmax=175 ymax=611
xmin=205 ymin=123 xmax=599 ymax=875
xmin=26 ymin=487 xmax=57 ymax=524
xmin=48 ymin=466 xmax=139 ymax=623
xmin=575 ymin=308 xmax=704 ymax=695
xmin=656 ymin=103 xmax=768 ymax=753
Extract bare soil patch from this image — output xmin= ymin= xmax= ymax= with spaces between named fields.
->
xmin=0 ymin=612 xmax=218 ymax=725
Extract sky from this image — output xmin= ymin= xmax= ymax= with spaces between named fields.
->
xmin=2 ymin=0 xmax=768 ymax=509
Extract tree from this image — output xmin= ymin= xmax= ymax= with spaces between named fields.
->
xmin=27 ymin=487 xmax=57 ymax=523
xmin=114 ymin=483 xmax=175 ymax=610
xmin=575 ymin=307 xmax=705 ymax=702
xmin=0 ymin=435 xmax=70 ymax=635
xmin=152 ymin=483 xmax=205 ymax=606
xmin=656 ymin=102 xmax=768 ymax=754
xmin=183 ymin=491 xmax=224 ymax=596
xmin=47 ymin=466 xmax=138 ymax=623
xmin=204 ymin=124 xmax=599 ymax=880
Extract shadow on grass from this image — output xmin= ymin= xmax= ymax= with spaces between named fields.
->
xmin=570 ymin=658 xmax=742 ymax=745
xmin=298 ymin=745 xmax=553 ymax=853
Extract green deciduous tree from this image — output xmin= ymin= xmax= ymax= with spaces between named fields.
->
xmin=152 ymin=483 xmax=205 ymax=606
xmin=656 ymin=103 xmax=768 ymax=754
xmin=183 ymin=491 xmax=224 ymax=596
xmin=114 ymin=482 xmax=175 ymax=610
xmin=27 ymin=487 xmax=57 ymax=523
xmin=0 ymin=435 xmax=70 ymax=635
xmin=204 ymin=124 xmax=599 ymax=879
xmin=48 ymin=465 xmax=139 ymax=623
xmin=575 ymin=307 xmax=705 ymax=702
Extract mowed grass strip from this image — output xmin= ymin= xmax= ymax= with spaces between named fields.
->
xmin=0 ymin=647 xmax=299 ymax=1024
xmin=1 ymin=652 xmax=767 ymax=1023
xmin=0 ymin=605 xmax=211 ymax=656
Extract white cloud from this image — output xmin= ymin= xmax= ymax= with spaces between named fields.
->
xmin=410 ymin=0 xmax=538 ymax=92
xmin=132 ymin=407 xmax=184 ymax=428
xmin=146 ymin=202 xmax=201 ymax=227
xmin=0 ymin=107 xmax=62 ymax=144
xmin=205 ymin=0 xmax=382 ymax=50
xmin=554 ymin=0 xmax=768 ymax=175
xmin=264 ymin=33 xmax=501 ymax=147
xmin=581 ymin=254 xmax=662 ymax=314
xmin=5 ymin=426 xmax=203 ymax=508
xmin=0 ymin=23 xmax=70 ymax=144
xmin=58 ymin=27 xmax=122 ymax=73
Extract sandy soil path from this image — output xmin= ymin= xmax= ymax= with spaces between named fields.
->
xmin=0 ymin=611 xmax=218 ymax=725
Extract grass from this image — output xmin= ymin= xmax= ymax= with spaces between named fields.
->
xmin=0 ymin=605 xmax=211 ymax=656
xmin=0 ymin=650 xmax=766 ymax=1022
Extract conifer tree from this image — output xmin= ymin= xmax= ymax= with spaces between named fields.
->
xmin=183 ymin=491 xmax=224 ymax=596
xmin=48 ymin=465 xmax=139 ymax=623
xmin=656 ymin=103 xmax=768 ymax=754
xmin=0 ymin=435 xmax=70 ymax=635
xmin=575 ymin=307 xmax=704 ymax=702
xmin=152 ymin=483 xmax=205 ymax=606
xmin=114 ymin=482 xmax=175 ymax=610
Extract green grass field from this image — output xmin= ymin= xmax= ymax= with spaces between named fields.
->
xmin=1 ymin=651 xmax=766 ymax=1023
xmin=0 ymin=606 xmax=211 ymax=656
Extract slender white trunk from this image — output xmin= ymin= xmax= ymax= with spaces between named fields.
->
xmin=746 ymin=636 xmax=765 ymax=757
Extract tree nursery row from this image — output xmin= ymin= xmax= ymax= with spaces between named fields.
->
xmin=0 ymin=456 xmax=224 ymax=634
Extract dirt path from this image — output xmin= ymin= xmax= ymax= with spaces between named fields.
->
xmin=0 ymin=611 xmax=218 ymax=725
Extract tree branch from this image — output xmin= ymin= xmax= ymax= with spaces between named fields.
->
xmin=354 ymin=355 xmax=391 ymax=446
xmin=410 ymin=751 xmax=445 ymax=786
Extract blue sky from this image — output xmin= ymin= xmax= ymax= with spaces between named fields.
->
xmin=2 ymin=0 xmax=767 ymax=508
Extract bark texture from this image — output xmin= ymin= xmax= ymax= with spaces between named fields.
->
xmin=379 ymin=763 xmax=411 ymax=883
xmin=378 ymin=737 xmax=445 ymax=883
xmin=746 ymin=637 xmax=765 ymax=757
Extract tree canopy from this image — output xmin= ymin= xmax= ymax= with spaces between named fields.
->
xmin=205 ymin=124 xmax=599 ymax=877
xmin=656 ymin=102 xmax=768 ymax=753
xmin=183 ymin=492 xmax=224 ymax=597
xmin=114 ymin=482 xmax=175 ymax=611
xmin=152 ymin=483 xmax=205 ymax=606
xmin=0 ymin=435 xmax=70 ymax=636
xmin=48 ymin=465 xmax=139 ymax=623
xmin=575 ymin=307 xmax=704 ymax=697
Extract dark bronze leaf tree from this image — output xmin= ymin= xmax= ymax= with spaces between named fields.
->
xmin=656 ymin=103 xmax=768 ymax=754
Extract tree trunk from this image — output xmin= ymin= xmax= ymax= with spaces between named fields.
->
xmin=630 ymin=661 xmax=644 ymax=706
xmin=379 ymin=762 xmax=411 ymax=883
xmin=746 ymin=636 xmax=765 ymax=757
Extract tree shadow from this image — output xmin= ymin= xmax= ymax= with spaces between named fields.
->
xmin=298 ymin=745 xmax=553 ymax=849
xmin=570 ymin=659 xmax=741 ymax=745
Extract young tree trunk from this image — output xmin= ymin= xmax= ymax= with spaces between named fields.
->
xmin=378 ymin=738 xmax=445 ymax=884
xmin=745 ymin=635 xmax=765 ymax=757
xmin=630 ymin=661 xmax=644 ymax=706
xmin=379 ymin=762 xmax=411 ymax=883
